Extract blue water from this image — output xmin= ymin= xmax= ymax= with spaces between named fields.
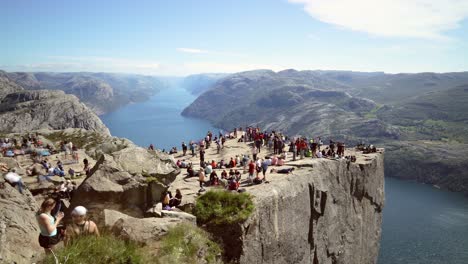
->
xmin=101 ymin=86 xmax=468 ymax=264
xmin=379 ymin=177 xmax=468 ymax=264
xmin=101 ymin=87 xmax=217 ymax=151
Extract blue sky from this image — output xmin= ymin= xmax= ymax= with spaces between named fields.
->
xmin=1 ymin=0 xmax=468 ymax=76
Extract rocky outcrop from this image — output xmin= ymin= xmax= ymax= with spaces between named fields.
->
xmin=7 ymin=71 xmax=166 ymax=115
xmin=70 ymin=146 xmax=180 ymax=222
xmin=109 ymin=211 xmax=184 ymax=245
xmin=0 ymin=183 xmax=41 ymax=263
xmin=0 ymin=70 xmax=23 ymax=100
xmin=0 ymin=90 xmax=110 ymax=135
xmin=199 ymin=152 xmax=385 ymax=264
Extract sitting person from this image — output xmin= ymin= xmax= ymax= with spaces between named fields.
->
xmin=234 ymin=169 xmax=242 ymax=181
xmin=186 ymin=165 xmax=195 ymax=177
xmin=4 ymin=169 xmax=25 ymax=194
xmin=253 ymin=173 xmax=264 ymax=185
xmin=209 ymin=171 xmax=219 ymax=186
xmin=176 ymin=160 xmax=182 ymax=167
xmin=205 ymin=164 xmax=213 ymax=175
xmin=162 ymin=191 xmax=172 ymax=209
xmin=271 ymin=167 xmax=295 ymax=174
xmin=211 ymin=160 xmax=217 ymax=169
xmin=169 ymin=189 xmax=183 ymax=207
xmin=228 ymin=169 xmax=235 ymax=179
xmin=229 ymin=157 xmax=236 ymax=168
xmin=221 ymin=169 xmax=228 ymax=179
xmin=64 ymin=206 xmax=99 ymax=245
xmin=228 ymin=178 xmax=239 ymax=191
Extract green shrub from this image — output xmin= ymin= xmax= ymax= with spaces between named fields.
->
xmin=42 ymin=234 xmax=149 ymax=264
xmin=194 ymin=190 xmax=255 ymax=225
xmin=157 ymin=223 xmax=222 ymax=264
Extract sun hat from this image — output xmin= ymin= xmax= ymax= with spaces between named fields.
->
xmin=72 ymin=206 xmax=87 ymax=216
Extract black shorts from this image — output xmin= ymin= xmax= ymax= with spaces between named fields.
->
xmin=38 ymin=233 xmax=61 ymax=248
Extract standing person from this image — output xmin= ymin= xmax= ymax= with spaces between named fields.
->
xmin=261 ymin=158 xmax=271 ymax=183
xmin=248 ymin=160 xmax=256 ymax=185
xmin=198 ymin=168 xmax=206 ymax=191
xmin=83 ymin=158 xmax=91 ymax=176
xmin=64 ymin=206 xmax=99 ymax=245
xmin=37 ymin=198 xmax=64 ymax=254
xmin=190 ymin=142 xmax=195 ymax=156
xmin=182 ymin=142 xmax=188 ymax=156
xmin=199 ymin=149 xmax=205 ymax=165
xmin=252 ymin=146 xmax=258 ymax=161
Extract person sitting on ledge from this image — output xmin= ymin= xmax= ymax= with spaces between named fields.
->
xmin=271 ymin=167 xmax=295 ymax=174
xmin=148 ymin=144 xmax=155 ymax=151
xmin=169 ymin=189 xmax=183 ymax=207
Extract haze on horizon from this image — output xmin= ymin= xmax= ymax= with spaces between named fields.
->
xmin=2 ymin=0 xmax=468 ymax=76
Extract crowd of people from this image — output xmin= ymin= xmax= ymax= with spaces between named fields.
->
xmin=160 ymin=127 xmax=360 ymax=194
xmin=0 ymin=127 xmax=376 ymax=257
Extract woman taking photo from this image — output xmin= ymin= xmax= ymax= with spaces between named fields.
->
xmin=37 ymin=198 xmax=64 ymax=254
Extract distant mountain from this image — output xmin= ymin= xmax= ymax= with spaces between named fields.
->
xmin=0 ymin=70 xmax=23 ymax=99
xmin=0 ymin=90 xmax=110 ymax=135
xmin=183 ymin=69 xmax=468 ymax=194
xmin=6 ymin=72 xmax=167 ymax=114
xmin=181 ymin=73 xmax=228 ymax=95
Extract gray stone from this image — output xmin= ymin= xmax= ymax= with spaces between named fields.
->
xmin=161 ymin=209 xmax=197 ymax=224
xmin=0 ymin=183 xmax=41 ymax=263
xmin=0 ymin=90 xmax=110 ymax=135
xmin=111 ymin=213 xmax=184 ymax=246
xmin=237 ymin=153 xmax=385 ymax=264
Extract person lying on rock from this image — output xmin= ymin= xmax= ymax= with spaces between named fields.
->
xmin=37 ymin=198 xmax=64 ymax=254
xmin=270 ymin=168 xmax=295 ymax=174
xmin=4 ymin=169 xmax=25 ymax=194
xmin=65 ymin=206 xmax=99 ymax=245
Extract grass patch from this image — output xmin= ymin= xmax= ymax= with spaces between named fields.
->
xmin=157 ymin=223 xmax=222 ymax=264
xmin=41 ymin=234 xmax=149 ymax=264
xmin=194 ymin=190 xmax=254 ymax=225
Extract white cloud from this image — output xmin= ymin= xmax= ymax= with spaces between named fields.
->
xmin=177 ymin=48 xmax=209 ymax=54
xmin=289 ymin=0 xmax=468 ymax=39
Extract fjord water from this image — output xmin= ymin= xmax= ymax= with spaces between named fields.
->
xmin=379 ymin=177 xmax=468 ymax=264
xmin=101 ymin=86 xmax=217 ymax=150
xmin=101 ymin=87 xmax=468 ymax=264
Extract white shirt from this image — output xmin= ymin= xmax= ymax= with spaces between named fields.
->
xmin=4 ymin=172 xmax=21 ymax=183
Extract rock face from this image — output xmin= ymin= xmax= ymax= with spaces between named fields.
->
xmin=7 ymin=71 xmax=166 ymax=114
xmin=211 ymin=153 xmax=384 ymax=264
xmin=0 ymin=90 xmax=110 ymax=135
xmin=0 ymin=183 xmax=41 ymax=263
xmin=70 ymin=146 xmax=180 ymax=222
xmin=0 ymin=70 xmax=23 ymax=100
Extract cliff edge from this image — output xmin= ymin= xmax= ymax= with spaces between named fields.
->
xmin=239 ymin=152 xmax=384 ymax=264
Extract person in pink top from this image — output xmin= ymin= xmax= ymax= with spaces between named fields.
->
xmin=271 ymin=155 xmax=278 ymax=166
